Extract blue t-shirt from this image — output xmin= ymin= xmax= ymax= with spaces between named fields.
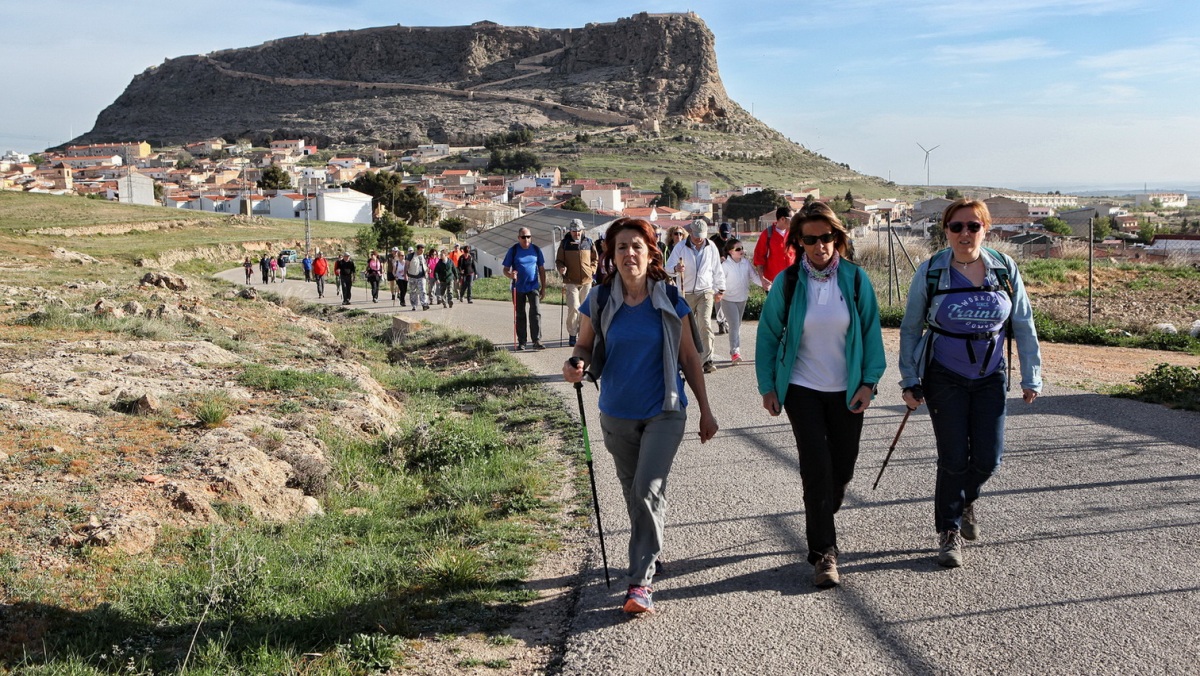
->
xmin=932 ymin=268 xmax=1011 ymax=379
xmin=502 ymin=243 xmax=545 ymax=293
xmin=582 ymin=291 xmax=691 ymax=419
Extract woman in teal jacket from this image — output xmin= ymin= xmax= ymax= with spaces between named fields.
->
xmin=755 ymin=202 xmax=886 ymax=588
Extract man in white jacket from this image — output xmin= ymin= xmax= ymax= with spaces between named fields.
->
xmin=665 ymin=218 xmax=726 ymax=373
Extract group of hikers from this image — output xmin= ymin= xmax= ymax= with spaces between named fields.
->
xmin=236 ymin=199 xmax=1044 ymax=617
xmin=553 ymin=199 xmax=1042 ymax=615
xmin=242 ymin=244 xmax=479 ymax=308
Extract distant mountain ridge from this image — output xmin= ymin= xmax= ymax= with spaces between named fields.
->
xmin=74 ymin=13 xmax=741 ymax=148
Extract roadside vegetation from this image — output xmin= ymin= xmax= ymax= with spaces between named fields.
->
xmin=4 ymin=316 xmax=582 ymax=673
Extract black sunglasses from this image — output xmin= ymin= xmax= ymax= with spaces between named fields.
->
xmin=947 ymin=220 xmax=983 ymax=233
xmin=519 ymin=234 xmax=532 ymax=239
xmin=799 ymin=233 xmax=837 ymax=246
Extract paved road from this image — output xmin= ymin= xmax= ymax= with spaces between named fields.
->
xmin=218 ymin=270 xmax=1200 ymax=674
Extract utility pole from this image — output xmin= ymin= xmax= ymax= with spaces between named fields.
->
xmin=1088 ymin=216 xmax=1094 ymax=325
xmin=303 ymin=184 xmax=311 ymax=257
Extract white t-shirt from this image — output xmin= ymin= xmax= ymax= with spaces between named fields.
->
xmin=789 ymin=277 xmax=850 ymax=392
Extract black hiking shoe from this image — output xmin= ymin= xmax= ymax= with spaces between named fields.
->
xmin=961 ymin=502 xmax=979 ymax=540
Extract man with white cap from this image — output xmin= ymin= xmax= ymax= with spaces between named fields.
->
xmin=554 ymin=218 xmax=597 ymax=347
xmin=665 ymin=217 xmax=726 ymax=373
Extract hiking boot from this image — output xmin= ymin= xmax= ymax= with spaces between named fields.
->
xmin=568 ymin=335 xmax=577 ymax=347
xmin=961 ymin=502 xmax=979 ymax=541
xmin=517 ymin=344 xmax=527 ymax=352
xmin=422 ymin=305 xmax=429 ymax=311
xmin=703 ymin=361 xmax=716 ymax=374
xmin=532 ymin=342 xmax=546 ymax=350
xmin=937 ymin=530 xmax=963 ymax=568
xmin=622 ymin=585 xmax=654 ymax=614
xmin=813 ymin=553 xmax=840 ymax=588
xmin=654 ymin=558 xmax=664 ymax=578
xmin=448 ymin=297 xmax=454 ymax=308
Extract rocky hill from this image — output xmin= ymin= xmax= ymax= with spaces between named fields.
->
xmin=76 ymin=12 xmax=744 ymax=148
xmin=73 ymin=12 xmax=896 ymax=192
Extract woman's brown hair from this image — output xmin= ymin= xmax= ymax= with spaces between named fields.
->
xmin=941 ymin=198 xmax=992 ymax=229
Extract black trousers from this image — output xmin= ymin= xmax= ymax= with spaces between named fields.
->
xmin=783 ymin=384 xmax=864 ymax=564
xmin=340 ymin=275 xmax=353 ymax=301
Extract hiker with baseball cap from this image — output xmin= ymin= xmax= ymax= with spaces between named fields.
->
xmin=555 ymin=219 xmax=598 ymax=347
xmin=664 ymin=218 xmax=726 ymax=373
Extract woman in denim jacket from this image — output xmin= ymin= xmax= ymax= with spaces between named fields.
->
xmin=899 ymin=198 xmax=1042 ymax=568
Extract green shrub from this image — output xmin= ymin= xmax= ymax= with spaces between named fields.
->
xmin=1120 ymin=363 xmax=1200 ymax=410
xmin=193 ymin=392 xmax=232 ymax=428
xmin=400 ymin=416 xmax=505 ymax=473
xmin=238 ymin=364 xmax=357 ymax=394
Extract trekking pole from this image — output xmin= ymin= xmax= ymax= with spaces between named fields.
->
xmin=559 ymin=282 xmax=565 ymax=344
xmin=569 ymin=357 xmax=611 ymax=588
xmin=511 ymin=282 xmax=518 ymax=349
xmin=873 ymin=407 xmax=913 ymax=490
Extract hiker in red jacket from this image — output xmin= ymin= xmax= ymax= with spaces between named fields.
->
xmin=752 ymin=205 xmax=796 ymax=292
xmin=311 ymin=252 xmax=329 ymax=298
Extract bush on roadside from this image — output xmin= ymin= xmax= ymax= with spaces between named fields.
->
xmin=1117 ymin=363 xmax=1200 ymax=411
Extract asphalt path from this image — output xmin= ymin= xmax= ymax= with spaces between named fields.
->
xmin=218 ymin=270 xmax=1200 ymax=674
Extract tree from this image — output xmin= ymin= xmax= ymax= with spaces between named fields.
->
xmin=945 ymin=187 xmax=963 ymax=200
xmin=153 ymin=183 xmax=164 ymax=201
xmin=486 ymin=149 xmax=541 ymax=174
xmin=1093 ymin=215 xmax=1113 ymax=241
xmin=175 ymin=149 xmax=194 ymax=169
xmin=371 ymin=212 xmax=414 ymax=251
xmin=560 ymin=196 xmax=590 ymax=212
xmin=1137 ymin=220 xmax=1157 ymax=244
xmin=803 ymin=193 xmax=816 ymax=206
xmin=652 ymin=176 xmax=690 ymax=209
xmin=827 ymin=197 xmax=852 ymax=214
xmin=392 ymin=186 xmax=437 ymax=225
xmin=28 ymin=153 xmax=44 ymax=166
xmin=723 ymin=188 xmax=787 ymax=222
xmin=257 ymin=165 xmax=292 ymax=190
xmin=844 ymin=190 xmax=854 ymax=203
xmin=1040 ymin=217 xmax=1072 ymax=236
xmin=350 ymin=170 xmax=405 ymax=213
xmin=438 ymin=216 xmax=468 ymax=235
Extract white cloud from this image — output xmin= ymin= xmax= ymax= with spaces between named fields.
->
xmin=932 ymin=38 xmax=1064 ymax=64
xmin=1077 ymin=38 xmax=1200 ymax=81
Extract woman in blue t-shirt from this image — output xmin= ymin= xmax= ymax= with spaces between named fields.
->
xmin=899 ymin=198 xmax=1042 ymax=568
xmin=563 ymin=217 xmax=719 ymax=615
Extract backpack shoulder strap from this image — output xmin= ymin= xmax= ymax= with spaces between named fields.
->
xmin=781 ymin=261 xmax=801 ymax=327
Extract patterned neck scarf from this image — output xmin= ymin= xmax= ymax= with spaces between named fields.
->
xmin=802 ymin=250 xmax=840 ymax=282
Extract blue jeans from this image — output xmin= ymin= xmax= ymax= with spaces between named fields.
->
xmin=924 ymin=360 xmax=1007 ymax=533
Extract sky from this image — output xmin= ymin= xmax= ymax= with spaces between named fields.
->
xmin=3 ymin=0 xmax=1199 ymax=192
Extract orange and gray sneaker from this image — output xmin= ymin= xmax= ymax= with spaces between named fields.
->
xmin=622 ymin=585 xmax=654 ymax=614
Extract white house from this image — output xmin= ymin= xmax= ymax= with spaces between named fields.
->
xmin=580 ymin=186 xmax=624 ymax=212
xmin=316 ymin=188 xmax=372 ymax=224
xmin=694 ymin=180 xmax=711 ymax=201
xmin=1135 ymin=193 xmax=1188 ymax=209
xmin=268 ymin=192 xmax=315 ymax=220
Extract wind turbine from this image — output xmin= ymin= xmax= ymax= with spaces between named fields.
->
xmin=917 ymin=142 xmax=940 ymax=186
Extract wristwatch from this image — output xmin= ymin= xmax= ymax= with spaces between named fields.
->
xmin=862 ymin=382 xmax=878 ymax=395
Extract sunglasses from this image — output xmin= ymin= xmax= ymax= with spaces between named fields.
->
xmin=799 ymin=233 xmax=837 ymax=246
xmin=731 ymin=247 xmax=744 ymax=252
xmin=672 ymin=232 xmax=686 ymax=238
xmin=947 ymin=221 xmax=984 ymax=233
xmin=519 ymin=234 xmax=532 ymax=239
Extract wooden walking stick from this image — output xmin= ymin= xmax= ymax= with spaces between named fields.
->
xmin=873 ymin=407 xmax=913 ymax=490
